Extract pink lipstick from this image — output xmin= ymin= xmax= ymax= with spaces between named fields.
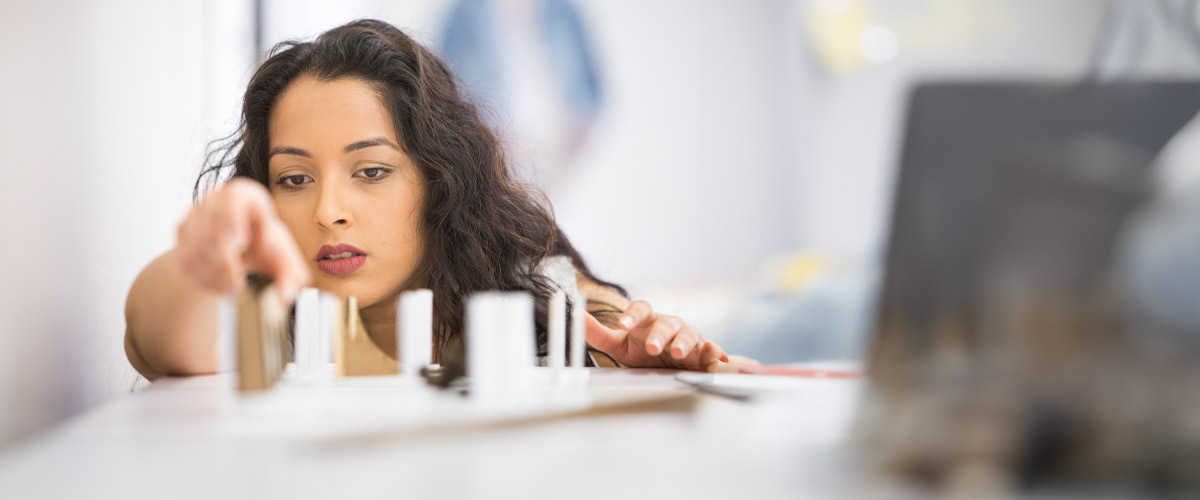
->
xmin=316 ymin=243 xmax=367 ymax=276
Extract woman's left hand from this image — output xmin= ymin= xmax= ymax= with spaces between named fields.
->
xmin=583 ymin=300 xmax=741 ymax=372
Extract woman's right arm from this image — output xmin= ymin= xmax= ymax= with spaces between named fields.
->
xmin=124 ymin=248 xmax=223 ymax=379
xmin=123 ymin=179 xmax=310 ymax=380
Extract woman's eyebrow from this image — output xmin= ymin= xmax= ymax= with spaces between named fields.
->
xmin=344 ymin=137 xmax=401 ymax=153
xmin=268 ymin=146 xmax=311 ymax=159
xmin=266 ymin=138 xmax=399 ymax=159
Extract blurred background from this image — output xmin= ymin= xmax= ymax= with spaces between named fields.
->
xmin=2 ymin=0 xmax=1199 ymax=448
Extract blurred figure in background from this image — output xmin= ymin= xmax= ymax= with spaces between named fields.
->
xmin=440 ymin=0 xmax=602 ymax=188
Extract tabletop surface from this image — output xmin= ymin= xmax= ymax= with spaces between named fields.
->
xmin=0 ymin=367 xmax=863 ymax=500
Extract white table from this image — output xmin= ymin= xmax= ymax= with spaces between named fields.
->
xmin=0 ymin=368 xmax=862 ymax=499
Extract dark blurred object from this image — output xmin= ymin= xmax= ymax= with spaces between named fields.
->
xmin=858 ymin=82 xmax=1200 ymax=496
xmin=423 ymin=335 xmax=466 ymax=389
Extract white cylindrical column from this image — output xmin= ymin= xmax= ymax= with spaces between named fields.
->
xmin=397 ymin=289 xmax=434 ymax=377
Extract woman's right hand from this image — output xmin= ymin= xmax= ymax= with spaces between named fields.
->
xmin=175 ymin=178 xmax=311 ymax=303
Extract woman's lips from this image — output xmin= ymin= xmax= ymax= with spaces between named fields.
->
xmin=316 ymin=243 xmax=367 ymax=277
xmin=317 ymin=255 xmax=366 ymax=276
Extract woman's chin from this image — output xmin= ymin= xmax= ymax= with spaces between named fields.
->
xmin=311 ymin=278 xmax=360 ymax=299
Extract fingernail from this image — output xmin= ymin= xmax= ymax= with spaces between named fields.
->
xmin=720 ymin=354 xmax=730 ymax=363
xmin=619 ymin=316 xmax=634 ymax=329
xmin=649 ymin=338 xmax=663 ymax=353
xmin=278 ymin=285 xmax=295 ymax=304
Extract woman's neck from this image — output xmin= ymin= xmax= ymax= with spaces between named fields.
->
xmin=357 ymin=298 xmax=398 ymax=357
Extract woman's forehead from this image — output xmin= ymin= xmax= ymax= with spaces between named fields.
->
xmin=269 ymin=75 xmax=400 ymax=151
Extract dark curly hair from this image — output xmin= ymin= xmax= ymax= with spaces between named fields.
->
xmin=196 ymin=19 xmax=625 ymax=362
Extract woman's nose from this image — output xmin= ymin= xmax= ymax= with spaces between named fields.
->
xmin=315 ymin=184 xmax=353 ymax=229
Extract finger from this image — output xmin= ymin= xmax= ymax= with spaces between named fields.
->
xmin=280 ymin=225 xmax=311 ymax=300
xmin=190 ymin=249 xmax=231 ymax=294
xmin=699 ymin=341 xmax=730 ymax=371
xmin=220 ymin=179 xmax=267 ymax=252
xmin=224 ymin=176 xmax=273 ymax=204
xmin=213 ymin=226 xmax=248 ymax=294
xmin=198 ymin=194 xmax=251 ymax=294
xmin=642 ymin=315 xmax=681 ymax=357
xmin=254 ymin=219 xmax=310 ymax=304
xmin=618 ymin=300 xmax=656 ymax=330
xmin=176 ymin=214 xmax=194 ymax=249
xmin=177 ymin=213 xmax=227 ymax=293
xmin=175 ymin=218 xmax=200 ymax=278
xmin=676 ymin=337 xmax=717 ymax=371
xmin=667 ymin=325 xmax=702 ymax=360
xmin=583 ymin=312 xmax=626 ymax=356
xmin=712 ymin=341 xmax=730 ymax=363
xmin=235 ymin=188 xmax=309 ymax=304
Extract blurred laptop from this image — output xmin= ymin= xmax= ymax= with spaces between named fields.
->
xmin=866 ymin=81 xmax=1200 ymax=395
xmin=681 ymin=81 xmax=1200 ymax=401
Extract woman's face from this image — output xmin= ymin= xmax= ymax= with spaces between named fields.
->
xmin=267 ymin=75 xmax=425 ymax=309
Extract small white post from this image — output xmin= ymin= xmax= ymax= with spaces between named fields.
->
xmin=396 ymin=289 xmax=434 ymax=377
xmin=317 ymin=291 xmax=339 ymax=370
xmin=569 ymin=293 xmax=587 ymax=369
xmin=466 ymin=291 xmax=536 ymax=403
xmin=216 ymin=294 xmax=236 ymax=374
xmin=547 ymin=289 xmax=566 ymax=370
xmin=293 ymin=287 xmax=320 ymax=376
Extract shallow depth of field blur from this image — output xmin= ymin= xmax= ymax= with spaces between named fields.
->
xmin=2 ymin=0 xmax=1199 ymax=450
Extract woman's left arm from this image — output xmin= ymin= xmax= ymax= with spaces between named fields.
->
xmin=575 ymin=271 xmax=753 ymax=372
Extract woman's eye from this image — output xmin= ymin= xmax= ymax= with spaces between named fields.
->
xmin=276 ymin=174 xmax=310 ymax=188
xmin=356 ymin=167 xmax=391 ymax=180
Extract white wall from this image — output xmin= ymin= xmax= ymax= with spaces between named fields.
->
xmin=793 ymin=0 xmax=1110 ymax=262
xmin=0 ymin=0 xmax=210 ymax=445
xmin=550 ymin=0 xmax=801 ymax=285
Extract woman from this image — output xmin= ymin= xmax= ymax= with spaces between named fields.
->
xmin=124 ymin=19 xmax=736 ymax=380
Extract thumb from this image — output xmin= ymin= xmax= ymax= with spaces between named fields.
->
xmin=247 ymin=213 xmax=310 ymax=305
xmin=583 ymin=312 xmax=625 ymax=355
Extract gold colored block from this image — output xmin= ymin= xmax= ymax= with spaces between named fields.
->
xmin=334 ymin=296 xmax=398 ymax=377
xmin=236 ymin=284 xmax=291 ymax=392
